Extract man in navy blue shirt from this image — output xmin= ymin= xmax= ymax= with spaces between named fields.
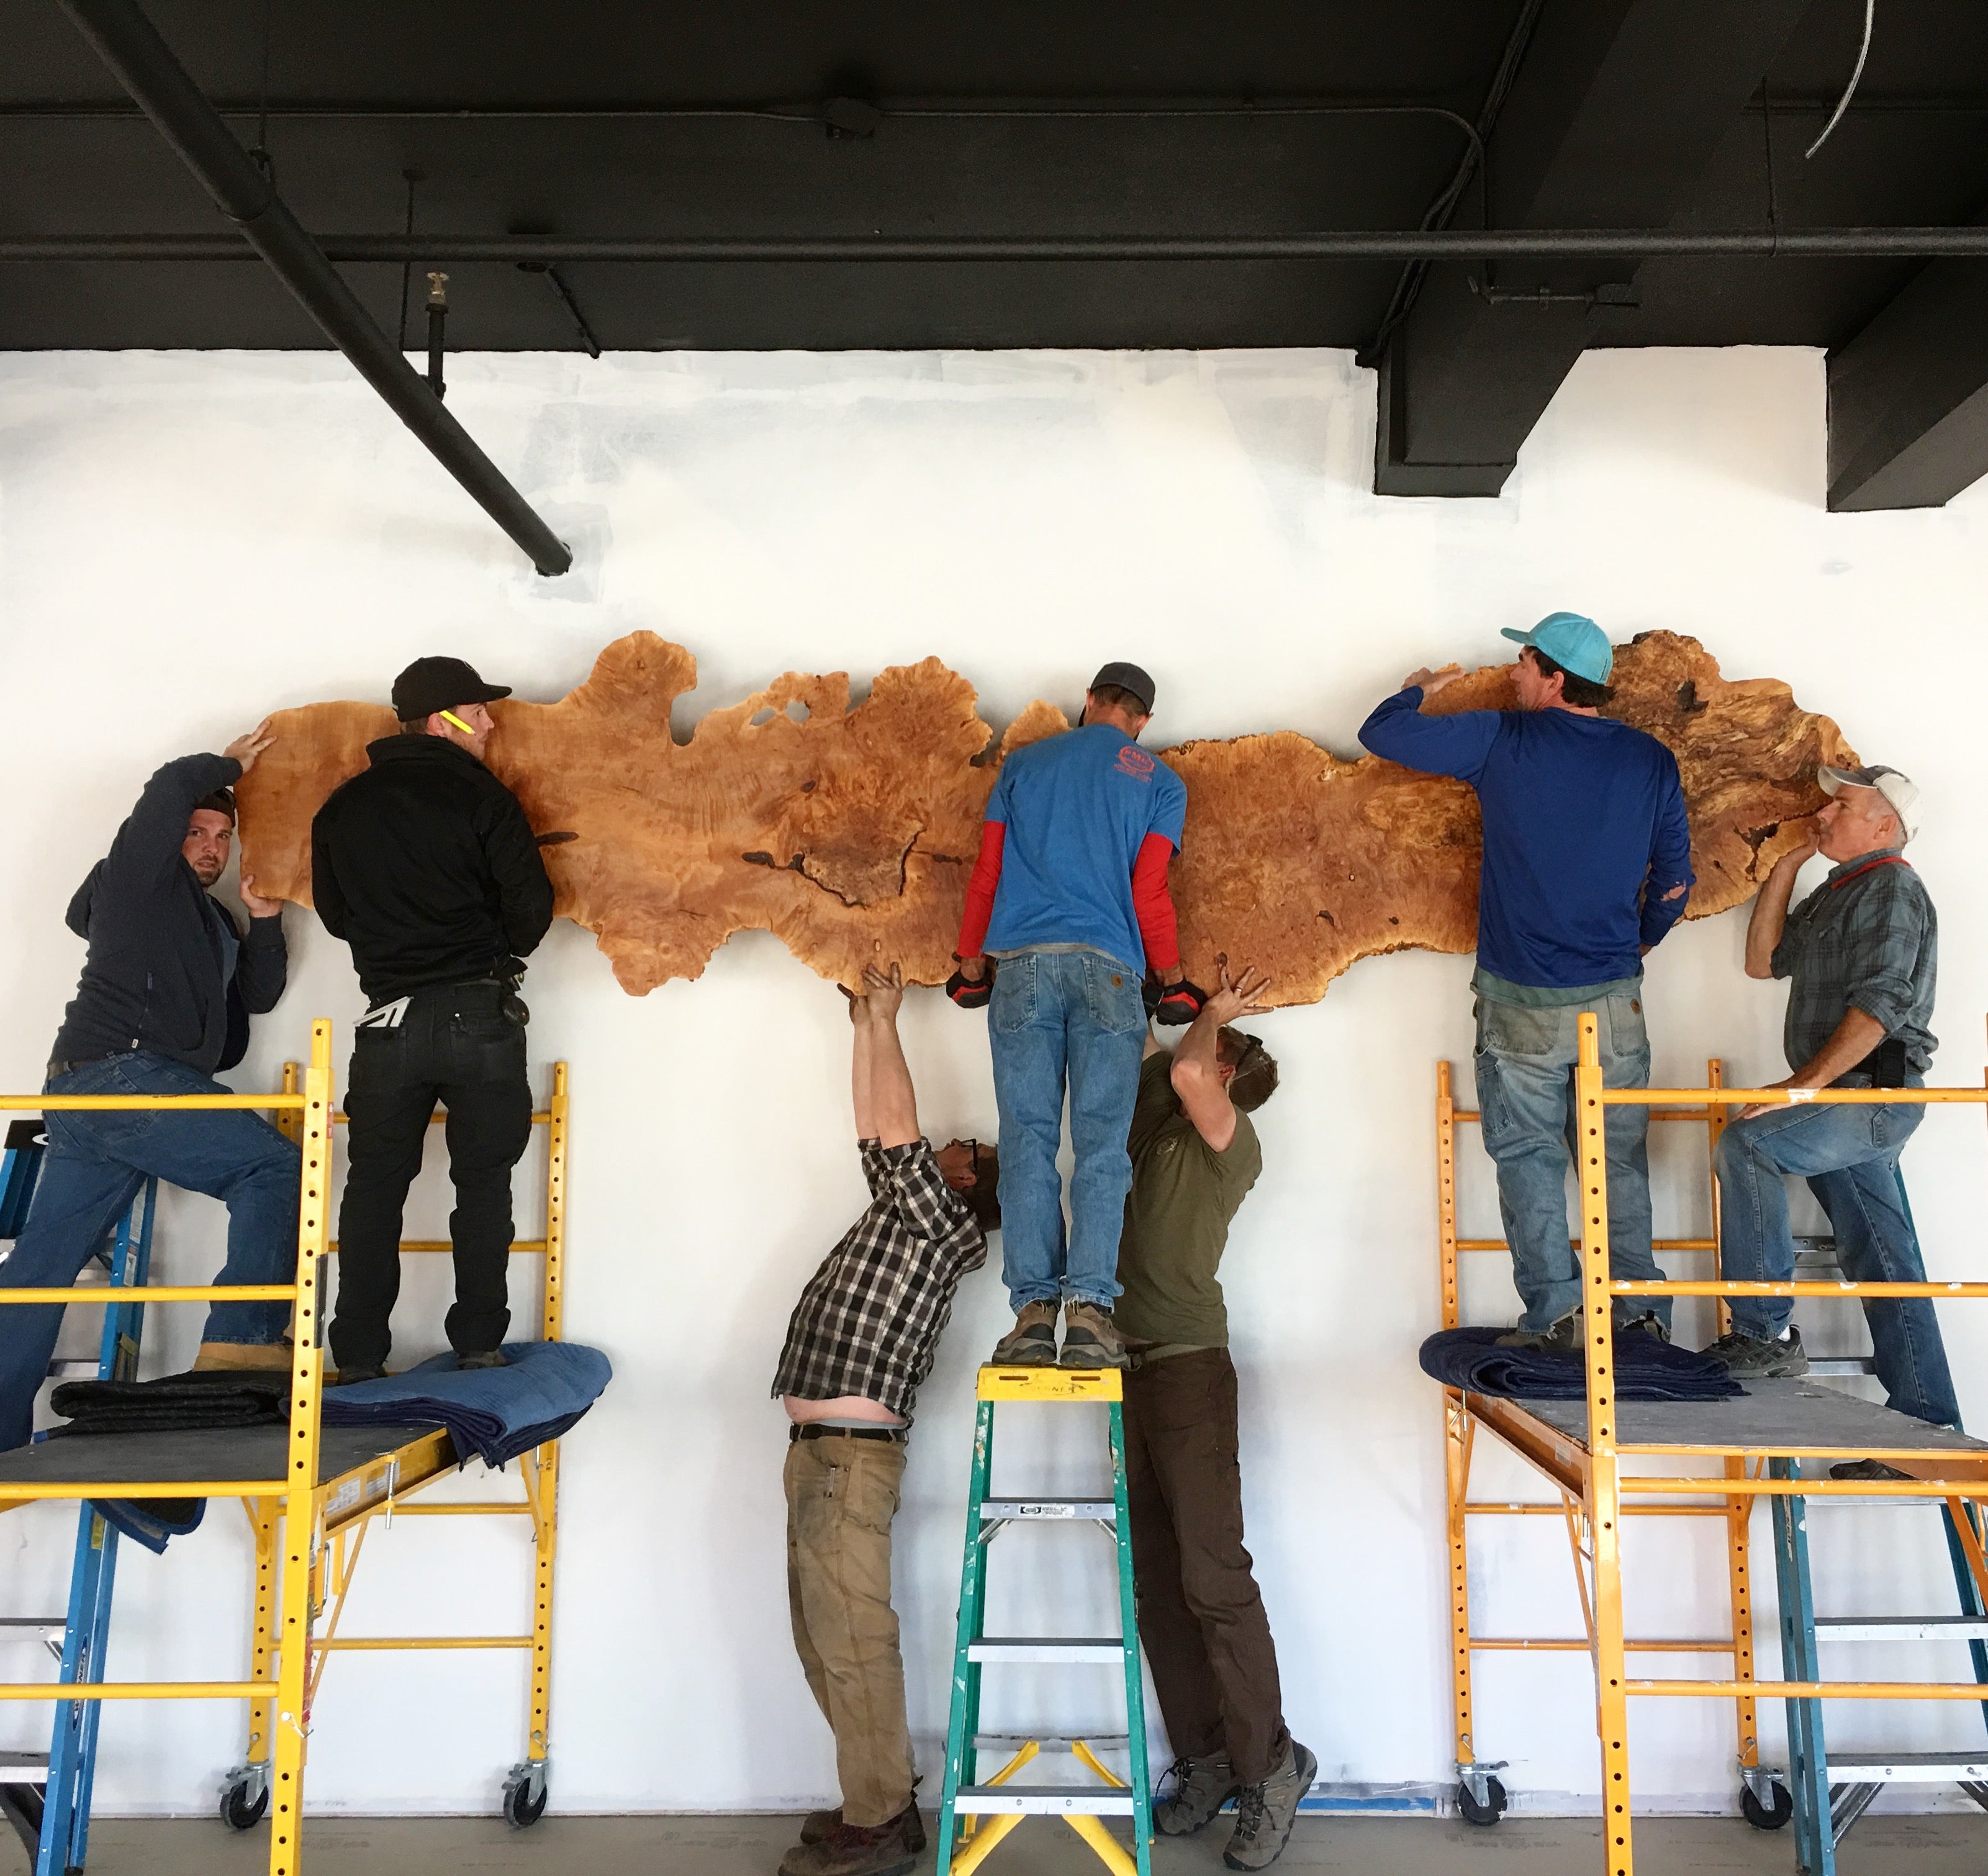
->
xmin=1361 ymin=614 xmax=1694 ymax=1354
xmin=951 ymin=662 xmax=1193 ymax=1369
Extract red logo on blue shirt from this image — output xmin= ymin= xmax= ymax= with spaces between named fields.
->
xmin=1115 ymin=745 xmax=1156 ymax=781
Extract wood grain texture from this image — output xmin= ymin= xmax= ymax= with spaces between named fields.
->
xmin=236 ymin=629 xmax=1853 ymax=1004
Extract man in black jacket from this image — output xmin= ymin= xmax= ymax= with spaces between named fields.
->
xmin=0 ymin=725 xmax=297 ymax=1450
xmin=313 ymin=657 xmax=554 ymax=1381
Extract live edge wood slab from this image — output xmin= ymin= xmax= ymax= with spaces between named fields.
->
xmin=236 ymin=630 xmax=1853 ymax=1007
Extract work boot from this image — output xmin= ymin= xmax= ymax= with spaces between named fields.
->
xmin=1617 ymin=1310 xmax=1671 ymax=1346
xmin=990 ymin=1301 xmax=1059 ymax=1366
xmin=329 ymin=1366 xmax=386 ymax=1387
xmin=800 ymin=1806 xmax=924 ymax=1851
xmin=193 ymin=1341 xmax=292 ymax=1373
xmin=455 ymin=1349 xmax=508 ymax=1372
xmin=1156 ymin=1752 xmax=1238 ymax=1836
xmin=1223 ymin=1740 xmax=1317 ymax=1870
xmin=1059 ymin=1302 xmax=1129 ymax=1369
xmin=1704 ymin=1326 xmax=1808 ymax=1380
xmin=1495 ymin=1310 xmax=1582 ymax=1356
xmin=1830 ymin=1458 xmax=1914 ymax=1483
xmin=777 ymin=1802 xmax=921 ymax=1876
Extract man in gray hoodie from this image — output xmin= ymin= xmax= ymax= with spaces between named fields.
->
xmin=0 ymin=724 xmax=297 ymax=1450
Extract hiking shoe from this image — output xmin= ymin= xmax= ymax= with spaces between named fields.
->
xmin=1156 ymin=1752 xmax=1238 ymax=1836
xmin=990 ymin=1302 xmax=1059 ymax=1366
xmin=455 ymin=1349 xmax=508 ymax=1372
xmin=1830 ymin=1458 xmax=1913 ymax=1483
xmin=1496 ymin=1310 xmax=1583 ymax=1356
xmin=1617 ymin=1311 xmax=1671 ymax=1345
xmin=800 ymin=1806 xmax=924 ymax=1852
xmin=1224 ymin=1740 xmax=1317 ymax=1870
xmin=778 ymin=1802 xmax=921 ymax=1876
xmin=1704 ymin=1327 xmax=1808 ymax=1379
xmin=1059 ymin=1302 xmax=1129 ymax=1369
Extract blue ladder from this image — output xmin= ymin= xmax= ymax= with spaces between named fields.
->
xmin=0 ymin=1121 xmax=159 ymax=1876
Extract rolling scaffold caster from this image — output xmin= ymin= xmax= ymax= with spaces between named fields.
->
xmin=1740 ymin=1764 xmax=1793 ymax=1831
xmin=501 ymin=1757 xmax=549 ymax=1828
xmin=1456 ymin=1759 xmax=1509 ymax=1826
xmin=218 ymin=1761 xmax=271 ymax=1831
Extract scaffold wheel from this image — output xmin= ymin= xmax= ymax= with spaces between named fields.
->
xmin=1741 ymin=1780 xmax=1793 ymax=1830
xmin=1457 ymin=1775 xmax=1507 ymax=1826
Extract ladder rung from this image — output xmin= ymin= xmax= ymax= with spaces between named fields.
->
xmin=1807 ymin=1357 xmax=1879 ymax=1376
xmin=1827 ymin=1752 xmax=1988 ymax=1782
xmin=952 ymin=1784 xmax=1136 ymax=1815
xmin=0 ymin=1618 xmax=65 ymax=1630
xmin=1816 ymin=1617 xmax=1988 ymax=1642
xmin=46 ymin=1361 xmax=101 ymax=1379
xmin=982 ymin=1499 xmax=1117 ymax=1522
xmin=975 ymin=1734 xmax=1129 ymax=1752
xmin=0 ymin=1751 xmax=50 ymax=1774
xmin=969 ymin=1638 xmax=1125 ymax=1664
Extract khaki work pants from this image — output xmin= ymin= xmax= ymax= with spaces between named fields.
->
xmin=784 ymin=1434 xmax=915 ymax=1828
xmin=1124 ymin=1348 xmax=1291 ymax=1787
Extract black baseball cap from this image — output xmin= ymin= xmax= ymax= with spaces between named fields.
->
xmin=1088 ymin=661 xmax=1157 ymax=714
xmin=392 ymin=656 xmax=512 ymax=722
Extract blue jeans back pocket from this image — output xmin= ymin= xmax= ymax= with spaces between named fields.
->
xmin=992 ymin=955 xmax=1039 ymax=1034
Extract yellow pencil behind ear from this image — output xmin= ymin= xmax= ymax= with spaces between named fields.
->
xmin=440 ymin=710 xmax=475 ymax=735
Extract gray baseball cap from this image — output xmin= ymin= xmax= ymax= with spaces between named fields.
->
xmin=1819 ymin=763 xmax=1920 ymax=840
xmin=1088 ymin=661 xmax=1156 ymax=713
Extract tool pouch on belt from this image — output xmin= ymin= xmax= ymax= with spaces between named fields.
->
xmin=1845 ymin=1035 xmax=1908 ymax=1088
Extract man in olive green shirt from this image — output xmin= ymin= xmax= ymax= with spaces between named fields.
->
xmin=1119 ymin=966 xmax=1314 ymax=1872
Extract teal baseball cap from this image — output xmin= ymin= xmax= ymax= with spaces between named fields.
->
xmin=1501 ymin=611 xmax=1613 ymax=685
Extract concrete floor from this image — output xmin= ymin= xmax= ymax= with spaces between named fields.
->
xmin=7 ymin=1811 xmax=1986 ymax=1875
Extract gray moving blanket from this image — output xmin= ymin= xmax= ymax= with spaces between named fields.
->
xmin=1419 ymin=1326 xmax=1742 ymax=1402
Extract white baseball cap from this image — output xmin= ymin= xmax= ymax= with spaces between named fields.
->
xmin=1818 ymin=763 xmax=1919 ymax=841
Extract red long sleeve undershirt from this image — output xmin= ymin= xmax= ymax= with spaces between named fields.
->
xmin=954 ymin=823 xmax=1180 ymax=974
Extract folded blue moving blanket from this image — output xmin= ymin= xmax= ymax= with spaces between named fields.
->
xmin=321 ymin=1340 xmax=613 ymax=1467
xmin=1419 ymin=1326 xmax=1743 ymax=1402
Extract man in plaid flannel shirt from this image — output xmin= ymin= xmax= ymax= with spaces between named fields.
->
xmin=770 ymin=963 xmax=998 ymax=1876
xmin=1704 ymin=763 xmax=1959 ymax=1451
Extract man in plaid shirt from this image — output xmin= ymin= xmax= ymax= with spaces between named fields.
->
xmin=1705 ymin=763 xmax=1959 ymax=1448
xmin=771 ymin=963 xmax=998 ymax=1876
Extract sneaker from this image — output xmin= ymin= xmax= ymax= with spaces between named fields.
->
xmin=990 ymin=1302 xmax=1059 ymax=1366
xmin=1223 ymin=1740 xmax=1317 ymax=1871
xmin=1495 ymin=1310 xmax=1582 ymax=1356
xmin=1059 ymin=1302 xmax=1129 ymax=1370
xmin=1617 ymin=1311 xmax=1671 ymax=1346
xmin=1156 ymin=1752 xmax=1238 ymax=1836
xmin=455 ymin=1349 xmax=508 ymax=1372
xmin=1830 ymin=1458 xmax=1913 ymax=1482
xmin=778 ymin=1802 xmax=921 ymax=1876
xmin=798 ymin=1806 xmax=924 ymax=1852
xmin=1704 ymin=1326 xmax=1808 ymax=1380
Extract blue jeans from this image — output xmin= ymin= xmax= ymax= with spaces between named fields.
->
xmin=1717 ymin=1093 xmax=1958 ymax=1427
xmin=988 ymin=950 xmax=1147 ymax=1312
xmin=1473 ymin=990 xmax=1666 ymax=1333
xmin=0 ymin=1052 xmax=299 ymax=1451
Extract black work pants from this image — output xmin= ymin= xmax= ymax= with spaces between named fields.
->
xmin=328 ymin=982 xmax=533 ymax=1373
xmin=1124 ymin=1348 xmax=1290 ymax=1787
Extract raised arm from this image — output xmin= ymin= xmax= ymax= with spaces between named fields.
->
xmin=1168 ymin=963 xmax=1273 ymax=1153
xmin=1357 ymin=667 xmax=1501 ymax=782
xmin=101 ymin=736 xmax=262 ymax=898
xmin=858 ymin=964 xmax=921 ymax=1148
xmin=1743 ymin=832 xmax=1817 ymax=979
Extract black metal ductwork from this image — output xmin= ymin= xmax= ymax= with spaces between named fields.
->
xmin=53 ymin=0 xmax=571 ymax=577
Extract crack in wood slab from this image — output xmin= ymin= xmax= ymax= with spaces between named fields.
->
xmin=235 ymin=630 xmax=1853 ymax=1004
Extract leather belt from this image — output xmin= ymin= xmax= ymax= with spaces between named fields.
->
xmin=790 ymin=1422 xmax=906 ymax=1444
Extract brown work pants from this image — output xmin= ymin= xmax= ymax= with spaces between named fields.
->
xmin=1124 ymin=1348 xmax=1290 ymax=1787
xmin=784 ymin=1434 xmax=916 ymax=1828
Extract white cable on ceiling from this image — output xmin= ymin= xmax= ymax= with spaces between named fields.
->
xmin=1805 ymin=0 xmax=1876 ymax=159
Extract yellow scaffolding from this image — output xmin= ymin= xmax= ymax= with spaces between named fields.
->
xmin=1438 ymin=1017 xmax=1988 ymax=1874
xmin=0 ymin=1025 xmax=572 ymax=1867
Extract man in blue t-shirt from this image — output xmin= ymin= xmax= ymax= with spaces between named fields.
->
xmin=1360 ymin=613 xmax=1694 ymax=1355
xmin=950 ymin=662 xmax=1195 ymax=1369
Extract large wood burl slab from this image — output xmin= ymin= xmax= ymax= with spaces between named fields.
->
xmin=236 ymin=630 xmax=1853 ymax=1006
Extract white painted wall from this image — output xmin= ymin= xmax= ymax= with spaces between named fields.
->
xmin=1 ymin=344 xmax=1985 ymax=1823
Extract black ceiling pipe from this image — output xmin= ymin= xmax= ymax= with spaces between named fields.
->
xmin=10 ymin=226 xmax=1988 ymax=264
xmin=53 ymin=0 xmax=570 ymax=576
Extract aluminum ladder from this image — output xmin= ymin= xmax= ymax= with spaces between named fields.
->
xmin=1761 ymin=1234 xmax=1988 ymax=1874
xmin=934 ymin=1364 xmax=1152 ymax=1876
xmin=0 ymin=1118 xmax=160 ymax=1876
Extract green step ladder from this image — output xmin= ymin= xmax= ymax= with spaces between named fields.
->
xmin=934 ymin=1364 xmax=1152 ymax=1876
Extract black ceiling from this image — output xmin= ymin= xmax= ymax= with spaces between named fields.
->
xmin=7 ymin=1 xmax=1988 ymax=506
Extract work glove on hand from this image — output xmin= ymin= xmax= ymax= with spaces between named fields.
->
xmin=947 ymin=958 xmax=995 ymax=1010
xmin=1151 ymin=978 xmax=1209 ymax=1026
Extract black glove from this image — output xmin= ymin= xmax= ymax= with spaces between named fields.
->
xmin=1142 ymin=973 xmax=1165 ymax=1018
xmin=1152 ymin=978 xmax=1208 ymax=1026
xmin=947 ymin=958 xmax=994 ymax=1010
